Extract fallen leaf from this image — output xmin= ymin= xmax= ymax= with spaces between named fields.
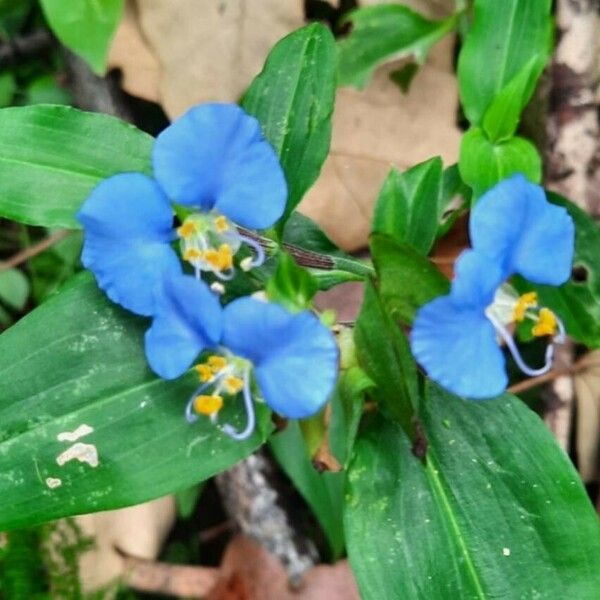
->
xmin=574 ymin=350 xmax=600 ymax=482
xmin=207 ymin=535 xmax=360 ymax=600
xmin=299 ymin=32 xmax=462 ymax=251
xmin=108 ymin=0 xmax=160 ymax=101
xmin=134 ymin=0 xmax=305 ymax=118
xmin=75 ymin=495 xmax=176 ymax=592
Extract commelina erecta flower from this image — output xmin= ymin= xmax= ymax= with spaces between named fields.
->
xmin=77 ymin=103 xmax=287 ymax=317
xmin=145 ymin=273 xmax=339 ymax=440
xmin=410 ymin=175 xmax=575 ymax=399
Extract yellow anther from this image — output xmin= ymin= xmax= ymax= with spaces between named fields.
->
xmin=224 ymin=375 xmax=244 ymax=394
xmin=513 ymin=292 xmax=538 ymax=322
xmin=532 ymin=308 xmax=558 ymax=337
xmin=208 ymin=355 xmax=227 ymax=373
xmin=217 ymin=244 xmax=233 ymax=270
xmin=203 ymin=248 xmax=221 ymax=269
xmin=177 ymin=220 xmax=197 ymax=239
xmin=193 ymin=394 xmax=223 ymax=416
xmin=194 ymin=364 xmax=214 ymax=383
xmin=183 ymin=247 xmax=203 ymax=262
xmin=215 ymin=215 xmax=229 ymax=233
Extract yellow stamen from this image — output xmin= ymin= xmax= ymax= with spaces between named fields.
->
xmin=224 ymin=375 xmax=244 ymax=394
xmin=532 ymin=308 xmax=558 ymax=337
xmin=193 ymin=394 xmax=223 ymax=416
xmin=177 ymin=220 xmax=197 ymax=239
xmin=215 ymin=216 xmax=229 ymax=233
xmin=203 ymin=248 xmax=221 ymax=269
xmin=513 ymin=292 xmax=538 ymax=322
xmin=208 ymin=355 xmax=227 ymax=373
xmin=217 ymin=244 xmax=233 ymax=270
xmin=183 ymin=247 xmax=203 ymax=262
xmin=194 ymin=364 xmax=213 ymax=383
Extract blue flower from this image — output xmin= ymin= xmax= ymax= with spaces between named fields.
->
xmin=411 ymin=176 xmax=574 ymax=399
xmin=77 ymin=103 xmax=287 ymax=316
xmin=145 ymin=274 xmax=339 ymax=438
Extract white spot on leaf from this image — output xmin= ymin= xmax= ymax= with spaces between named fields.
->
xmin=56 ymin=443 xmax=99 ymax=468
xmin=45 ymin=477 xmax=62 ymax=489
xmin=57 ymin=424 xmax=94 ymax=443
xmin=503 ymin=547 xmax=511 ymax=556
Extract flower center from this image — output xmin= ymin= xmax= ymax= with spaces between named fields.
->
xmin=485 ymin=289 xmax=564 ymax=378
xmin=185 ymin=352 xmax=256 ymax=440
xmin=177 ymin=211 xmax=265 ymax=281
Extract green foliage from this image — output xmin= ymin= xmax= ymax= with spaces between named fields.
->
xmin=481 ymin=55 xmax=547 ymax=143
xmin=459 ymin=127 xmax=542 ymax=198
xmin=39 ymin=0 xmax=124 ymax=75
xmin=523 ymin=193 xmax=600 ymax=348
xmin=270 ymin=421 xmax=345 ymax=559
xmin=370 ymin=233 xmax=449 ymax=325
xmin=373 ymin=157 xmax=443 ymax=255
xmin=242 ymin=23 xmax=336 ymax=225
xmin=0 ymin=105 xmax=152 ymax=228
xmin=0 ymin=72 xmax=16 ymax=107
xmin=266 ymin=252 xmax=318 ymax=312
xmin=337 ymin=4 xmax=458 ymax=88
xmin=0 ymin=274 xmax=269 ymax=530
xmin=0 ymin=269 xmax=29 ymax=311
xmin=355 ymin=282 xmax=418 ymax=435
xmin=457 ymin=0 xmax=552 ymax=126
xmin=344 ymin=384 xmax=600 ymax=599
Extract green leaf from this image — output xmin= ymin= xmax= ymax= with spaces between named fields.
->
xmin=0 ymin=105 xmax=153 ymax=228
xmin=0 ymin=273 xmax=267 ymax=530
xmin=344 ymin=384 xmax=600 ymax=599
xmin=436 ymin=163 xmax=469 ymax=239
xmin=337 ymin=5 xmax=458 ymax=88
xmin=523 ymin=193 xmax=600 ymax=348
xmin=370 ymin=233 xmax=449 ymax=325
xmin=329 ymin=365 xmax=371 ymax=467
xmin=0 ymin=72 xmax=16 ymax=107
xmin=270 ymin=421 xmax=345 ymax=559
xmin=457 ymin=0 xmax=552 ymax=125
xmin=282 ymin=212 xmax=348 ymax=259
xmin=175 ymin=483 xmax=205 ymax=520
xmin=242 ymin=23 xmax=336 ymax=224
xmin=459 ymin=127 xmax=542 ymax=198
xmin=24 ymin=74 xmax=72 ymax=106
xmin=0 ymin=268 xmax=29 ymax=311
xmin=40 ymin=0 xmax=124 ymax=75
xmin=355 ymin=282 xmax=418 ymax=435
xmin=482 ymin=55 xmax=546 ymax=143
xmin=266 ymin=252 xmax=318 ymax=312
xmin=372 ymin=157 xmax=442 ymax=255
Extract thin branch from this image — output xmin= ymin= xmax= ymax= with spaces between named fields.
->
xmin=121 ymin=553 xmax=218 ymax=598
xmin=508 ymin=354 xmax=600 ymax=395
xmin=0 ymin=230 xmax=71 ymax=272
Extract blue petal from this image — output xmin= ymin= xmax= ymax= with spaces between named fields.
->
xmin=470 ymin=174 xmax=574 ymax=285
xmin=77 ymin=173 xmax=181 ymax=316
xmin=222 ymin=298 xmax=339 ymax=418
xmin=411 ymin=295 xmax=507 ymax=399
xmin=145 ymin=274 xmax=223 ymax=379
xmin=450 ymin=250 xmax=505 ymax=308
xmin=153 ymin=103 xmax=287 ymax=229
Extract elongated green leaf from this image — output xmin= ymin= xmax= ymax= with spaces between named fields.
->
xmin=282 ymin=212 xmax=348 ymax=259
xmin=373 ymin=157 xmax=442 ymax=255
xmin=337 ymin=5 xmax=457 ymax=88
xmin=40 ymin=0 xmax=124 ymax=74
xmin=0 ymin=273 xmax=267 ymax=530
xmin=355 ymin=282 xmax=418 ymax=435
xmin=345 ymin=384 xmax=600 ymax=599
xmin=0 ymin=105 xmax=153 ymax=228
xmin=458 ymin=0 xmax=552 ymax=125
xmin=524 ymin=193 xmax=600 ymax=348
xmin=459 ymin=127 xmax=542 ymax=198
xmin=270 ymin=422 xmax=345 ymax=559
xmin=370 ymin=233 xmax=449 ymax=324
xmin=242 ymin=23 xmax=336 ymax=223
